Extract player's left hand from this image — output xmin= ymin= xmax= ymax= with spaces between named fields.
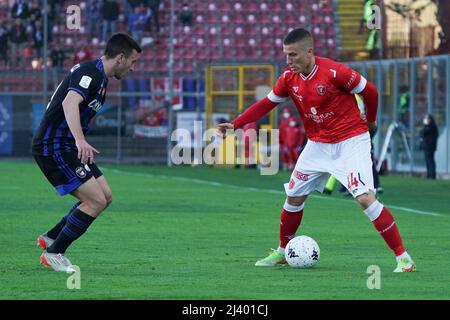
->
xmin=76 ymin=139 xmax=100 ymax=165
xmin=368 ymin=121 xmax=377 ymax=133
xmin=216 ymin=123 xmax=234 ymax=138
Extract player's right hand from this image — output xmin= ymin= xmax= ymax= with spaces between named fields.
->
xmin=216 ymin=123 xmax=234 ymax=138
xmin=76 ymin=139 xmax=100 ymax=165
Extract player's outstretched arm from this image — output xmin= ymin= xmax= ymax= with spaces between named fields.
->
xmin=62 ymin=90 xmax=99 ymax=164
xmin=230 ymin=97 xmax=279 ymax=129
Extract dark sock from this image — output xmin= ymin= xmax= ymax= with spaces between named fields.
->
xmin=47 ymin=208 xmax=95 ymax=254
xmin=46 ymin=202 xmax=81 ymax=239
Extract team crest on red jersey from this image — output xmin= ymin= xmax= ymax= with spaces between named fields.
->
xmin=316 ymin=85 xmax=326 ymax=96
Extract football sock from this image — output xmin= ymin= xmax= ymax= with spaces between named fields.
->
xmin=46 ymin=201 xmax=81 ymax=239
xmin=395 ymin=251 xmax=411 ymax=262
xmin=46 ymin=208 xmax=95 ymax=254
xmin=279 ymin=202 xmax=304 ymax=249
xmin=368 ymin=204 xmax=405 ymax=256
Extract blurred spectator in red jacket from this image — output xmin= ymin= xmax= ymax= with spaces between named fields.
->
xmin=72 ymin=45 xmax=93 ymax=65
xmin=283 ymin=116 xmax=306 ymax=171
xmin=279 ymin=107 xmax=292 ymax=170
xmin=242 ymin=121 xmax=258 ymax=168
xmin=9 ymin=18 xmax=27 ymax=69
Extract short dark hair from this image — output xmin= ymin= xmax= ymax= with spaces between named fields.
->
xmin=283 ymin=28 xmax=313 ymax=45
xmin=104 ymin=33 xmax=142 ymax=58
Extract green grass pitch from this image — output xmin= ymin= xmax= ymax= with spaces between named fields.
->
xmin=1 ymin=161 xmax=449 ymax=299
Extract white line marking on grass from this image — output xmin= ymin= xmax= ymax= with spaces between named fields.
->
xmin=105 ymin=168 xmax=444 ymax=217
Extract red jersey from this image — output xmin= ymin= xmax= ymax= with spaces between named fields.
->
xmin=232 ymin=56 xmax=378 ymax=143
xmin=270 ymin=56 xmax=370 ymax=143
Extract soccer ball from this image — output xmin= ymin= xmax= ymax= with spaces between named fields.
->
xmin=285 ymin=235 xmax=320 ymax=268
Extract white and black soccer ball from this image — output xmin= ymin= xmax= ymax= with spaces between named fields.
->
xmin=285 ymin=235 xmax=320 ymax=268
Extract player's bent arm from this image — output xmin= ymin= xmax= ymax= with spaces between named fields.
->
xmin=332 ymin=62 xmax=378 ymax=123
xmin=357 ymin=80 xmax=379 ymax=124
xmin=62 ymin=90 xmax=99 ymax=164
xmin=62 ymin=90 xmax=85 ymax=142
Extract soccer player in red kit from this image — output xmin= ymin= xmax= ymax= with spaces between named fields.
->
xmin=217 ymin=28 xmax=415 ymax=272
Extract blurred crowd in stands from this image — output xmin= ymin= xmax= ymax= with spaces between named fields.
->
xmin=0 ymin=0 xmax=162 ymax=71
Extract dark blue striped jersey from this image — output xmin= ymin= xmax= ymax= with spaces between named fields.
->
xmin=32 ymin=59 xmax=108 ymax=155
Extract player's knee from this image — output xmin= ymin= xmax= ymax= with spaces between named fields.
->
xmin=286 ymin=196 xmax=305 ymax=207
xmin=355 ymin=191 xmax=376 ymax=209
xmin=88 ymin=195 xmax=108 ymax=213
xmin=104 ymin=192 xmax=113 ymax=206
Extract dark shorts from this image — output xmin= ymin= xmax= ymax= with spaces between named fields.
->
xmin=33 ymin=153 xmax=103 ymax=196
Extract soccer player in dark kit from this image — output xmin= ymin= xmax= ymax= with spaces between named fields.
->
xmin=32 ymin=33 xmax=141 ymax=272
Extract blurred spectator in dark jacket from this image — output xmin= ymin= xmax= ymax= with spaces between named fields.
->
xmin=148 ymin=0 xmax=161 ymax=33
xmin=128 ymin=5 xmax=148 ymax=45
xmin=11 ymin=0 xmax=29 ymax=20
xmin=49 ymin=0 xmax=65 ymax=24
xmin=45 ymin=1 xmax=56 ymax=43
xmin=127 ymin=0 xmax=144 ymax=16
xmin=179 ymin=3 xmax=193 ymax=27
xmin=420 ymin=114 xmax=439 ymax=179
xmin=28 ymin=1 xmax=42 ymax=28
xmin=86 ymin=0 xmax=101 ymax=39
xmin=9 ymin=18 xmax=27 ymax=69
xmin=50 ymin=43 xmax=65 ymax=72
xmin=49 ymin=40 xmax=66 ymax=87
xmin=32 ymin=19 xmax=44 ymax=58
xmin=101 ymin=0 xmax=120 ymax=43
xmin=0 ymin=24 xmax=8 ymax=67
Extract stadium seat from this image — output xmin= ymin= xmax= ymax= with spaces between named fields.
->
xmin=244 ymin=2 xmax=257 ymax=12
xmin=230 ymin=13 xmax=245 ymax=24
xmin=268 ymin=2 xmax=282 ymax=12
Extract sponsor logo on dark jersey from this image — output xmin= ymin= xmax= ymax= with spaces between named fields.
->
xmin=88 ymin=99 xmax=103 ymax=112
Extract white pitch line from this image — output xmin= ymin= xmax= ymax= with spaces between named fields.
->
xmin=105 ymin=168 xmax=445 ymax=217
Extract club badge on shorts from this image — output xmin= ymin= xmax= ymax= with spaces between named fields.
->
xmin=289 ymin=179 xmax=295 ymax=189
xmin=75 ymin=166 xmax=87 ymax=178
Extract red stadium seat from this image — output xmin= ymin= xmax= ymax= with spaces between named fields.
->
xmin=311 ymin=15 xmax=323 ymax=25
xmin=268 ymin=2 xmax=283 ymax=12
xmin=217 ymin=1 xmax=231 ymax=11
xmin=244 ymin=2 xmax=258 ymax=13
xmin=246 ymin=25 xmax=260 ymax=36
xmin=221 ymin=26 xmax=233 ymax=36
xmin=230 ymin=13 xmax=244 ymax=24
xmin=283 ymin=14 xmax=296 ymax=25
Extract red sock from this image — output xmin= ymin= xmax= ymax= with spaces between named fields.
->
xmin=279 ymin=209 xmax=303 ymax=249
xmin=372 ymin=207 xmax=405 ymax=256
